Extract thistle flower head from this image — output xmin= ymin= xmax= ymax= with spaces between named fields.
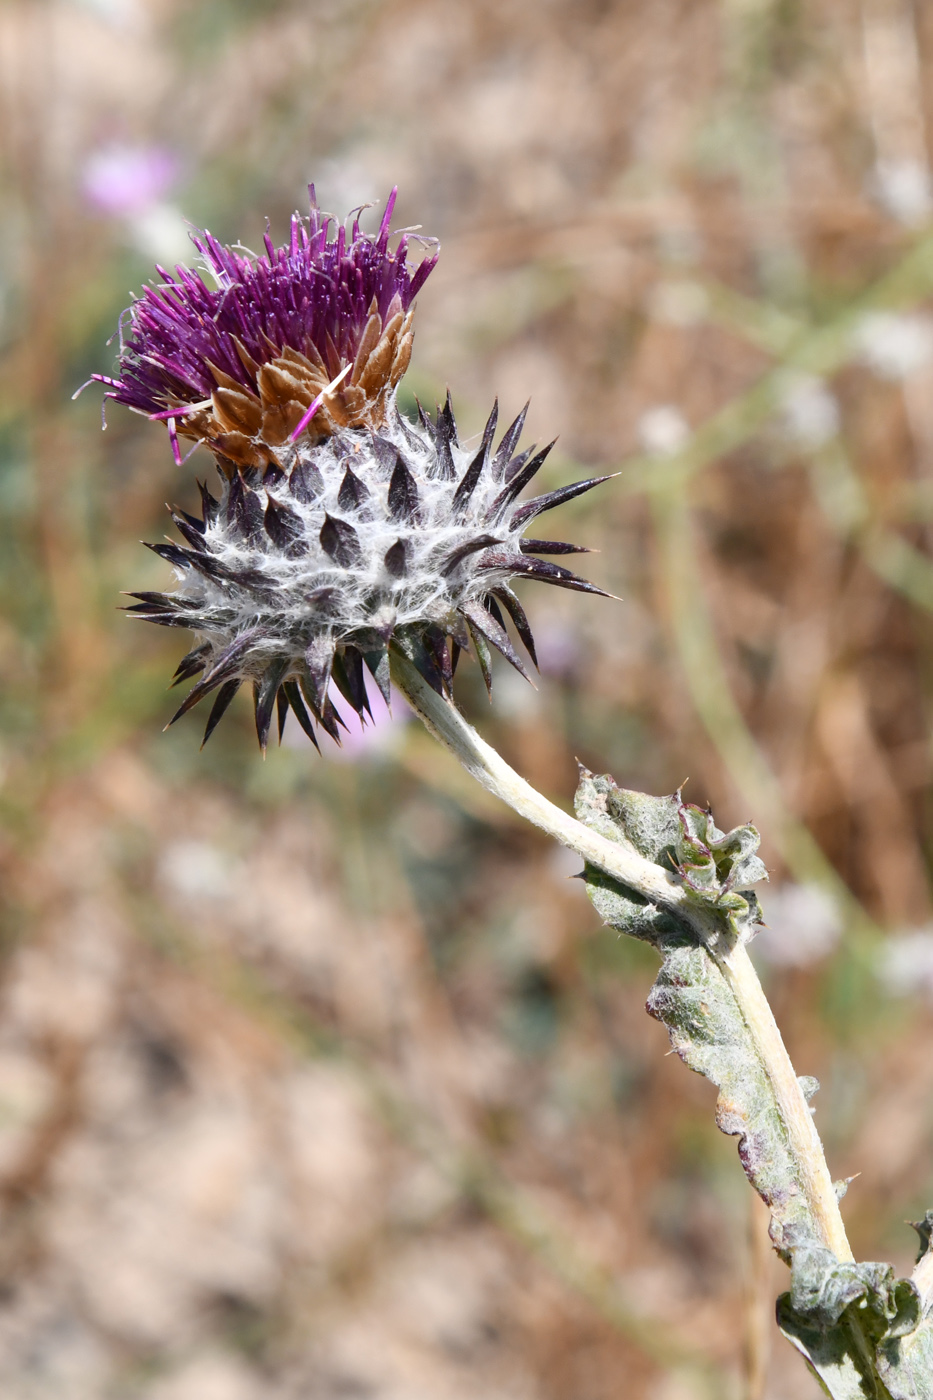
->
xmin=132 ymin=396 xmax=612 ymax=750
xmin=92 ymin=187 xmax=437 ymax=466
xmin=96 ymin=187 xmax=611 ymax=749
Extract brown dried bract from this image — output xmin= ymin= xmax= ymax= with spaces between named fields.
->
xmin=171 ymin=302 xmax=416 ymax=470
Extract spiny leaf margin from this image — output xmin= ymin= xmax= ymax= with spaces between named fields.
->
xmin=574 ymin=769 xmax=815 ymax=1252
xmin=574 ymin=768 xmax=933 ymax=1399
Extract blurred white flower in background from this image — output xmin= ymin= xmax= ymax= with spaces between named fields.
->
xmin=158 ymin=840 xmax=233 ymax=903
xmin=82 ymin=142 xmax=190 ymax=263
xmin=871 ymin=159 xmax=933 ymax=228
xmin=780 ymin=373 xmax=841 ymax=450
xmin=854 ymin=311 xmax=933 ymax=381
xmin=490 ymin=664 xmax=543 ymax=720
xmin=310 ymin=156 xmax=382 ymax=222
xmin=753 ymin=883 xmax=842 ymax=968
xmin=71 ymin=0 xmax=145 ymax=30
xmin=878 ymin=928 xmax=933 ymax=1003
xmin=648 ymin=279 xmax=709 ymax=328
xmin=638 ymin=404 xmax=690 ymax=456
xmin=126 ymin=204 xmax=192 ymax=264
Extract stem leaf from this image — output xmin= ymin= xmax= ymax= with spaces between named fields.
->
xmin=575 ymin=770 xmax=815 ymax=1250
xmin=777 ymin=1239 xmax=933 ymax=1400
xmin=575 ymin=768 xmax=933 ymax=1399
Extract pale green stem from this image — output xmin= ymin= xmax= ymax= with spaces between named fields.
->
xmin=915 ymin=1249 xmax=933 ymax=1312
xmin=390 ymin=647 xmax=853 ymax=1263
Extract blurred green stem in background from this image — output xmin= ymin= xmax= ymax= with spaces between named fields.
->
xmin=616 ymin=227 xmax=933 ymax=501
xmin=588 ymin=227 xmax=933 ymax=968
xmin=650 ymin=486 xmax=876 ymax=936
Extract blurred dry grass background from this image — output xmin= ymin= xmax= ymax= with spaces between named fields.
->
xmin=1 ymin=0 xmax=933 ymax=1396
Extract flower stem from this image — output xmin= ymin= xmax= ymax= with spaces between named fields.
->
xmin=915 ymin=1247 xmax=933 ymax=1310
xmin=390 ymin=648 xmax=853 ymax=1263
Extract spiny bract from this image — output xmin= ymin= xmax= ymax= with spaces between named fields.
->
xmin=133 ymin=395 xmax=610 ymax=750
xmin=91 ymin=186 xmax=436 ymax=465
xmin=96 ymin=188 xmax=611 ymax=750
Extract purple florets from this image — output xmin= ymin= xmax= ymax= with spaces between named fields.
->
xmin=91 ymin=180 xmax=613 ymax=749
xmin=91 ymin=187 xmax=438 ymax=465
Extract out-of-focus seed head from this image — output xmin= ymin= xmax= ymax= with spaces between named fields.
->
xmin=131 ymin=396 xmax=612 ymax=750
xmin=91 ymin=187 xmax=436 ymax=466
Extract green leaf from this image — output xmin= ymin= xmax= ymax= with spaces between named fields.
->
xmin=574 ymin=771 xmax=765 ymax=946
xmin=677 ymin=800 xmax=768 ymax=918
xmin=644 ymin=937 xmax=817 ymax=1249
xmin=778 ymin=1237 xmax=933 ymax=1400
xmin=777 ymin=1294 xmax=882 ymax=1399
xmin=784 ymin=1237 xmax=920 ymax=1340
xmin=574 ymin=770 xmax=823 ymax=1251
xmin=876 ymin=1315 xmax=933 ymax=1399
xmin=575 ymin=768 xmax=933 ymax=1399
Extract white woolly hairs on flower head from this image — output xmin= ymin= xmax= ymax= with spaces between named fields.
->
xmin=190 ymin=402 xmax=514 ymax=637
xmin=130 ymin=392 xmax=611 ymax=751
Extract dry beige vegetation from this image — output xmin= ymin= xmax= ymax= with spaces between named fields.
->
xmin=1 ymin=0 xmax=933 ymax=1396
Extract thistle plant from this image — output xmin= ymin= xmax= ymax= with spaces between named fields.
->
xmin=94 ymin=186 xmax=933 ymax=1397
xmin=90 ymin=187 xmax=608 ymax=751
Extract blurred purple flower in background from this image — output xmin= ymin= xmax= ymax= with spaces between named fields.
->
xmin=81 ymin=141 xmax=189 ymax=264
xmin=82 ymin=142 xmax=177 ymax=217
xmin=532 ymin=620 xmax=581 ymax=678
xmin=283 ymin=676 xmax=412 ymax=763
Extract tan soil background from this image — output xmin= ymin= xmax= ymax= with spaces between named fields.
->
xmin=1 ymin=0 xmax=933 ymax=1396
